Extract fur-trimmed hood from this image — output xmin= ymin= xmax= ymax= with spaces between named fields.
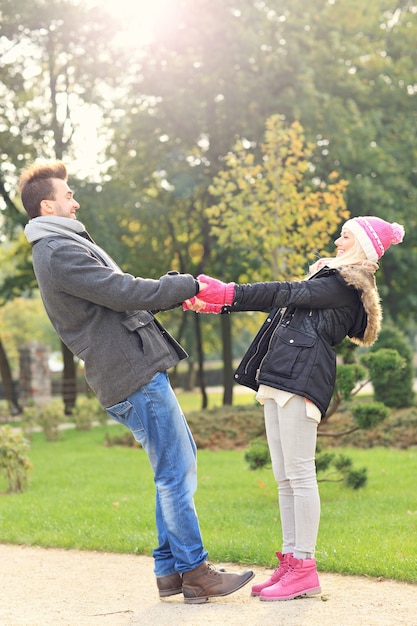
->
xmin=339 ymin=266 xmax=382 ymax=346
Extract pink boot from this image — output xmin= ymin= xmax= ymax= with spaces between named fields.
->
xmin=260 ymin=555 xmax=321 ymax=601
xmin=251 ymin=552 xmax=292 ymax=596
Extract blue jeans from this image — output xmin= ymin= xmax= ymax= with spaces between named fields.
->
xmin=105 ymin=371 xmax=208 ymax=576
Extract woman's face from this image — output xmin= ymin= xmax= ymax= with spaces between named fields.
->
xmin=334 ymin=229 xmax=356 ymax=256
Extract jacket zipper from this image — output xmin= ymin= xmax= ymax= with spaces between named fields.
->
xmin=255 ymin=307 xmax=313 ymax=381
xmin=243 ymin=308 xmax=285 ymax=376
xmin=255 ymin=308 xmax=289 ymax=381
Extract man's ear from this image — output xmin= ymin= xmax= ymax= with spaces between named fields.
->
xmin=40 ymin=199 xmax=53 ymax=215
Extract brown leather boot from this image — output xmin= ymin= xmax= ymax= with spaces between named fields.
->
xmin=182 ymin=563 xmax=254 ymax=604
xmin=156 ymin=572 xmax=182 ymax=598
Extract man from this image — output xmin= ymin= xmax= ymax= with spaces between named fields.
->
xmin=19 ymin=161 xmax=254 ymax=604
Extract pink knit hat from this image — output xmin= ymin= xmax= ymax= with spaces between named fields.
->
xmin=343 ymin=216 xmax=405 ymax=262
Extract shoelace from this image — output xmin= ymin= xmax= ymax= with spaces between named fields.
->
xmin=206 ymin=563 xmax=222 ymax=576
xmin=271 ymin=563 xmax=288 ymax=581
xmin=280 ymin=565 xmax=299 ymax=582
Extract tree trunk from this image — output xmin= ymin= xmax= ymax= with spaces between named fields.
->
xmin=193 ymin=313 xmax=208 ymax=409
xmin=221 ymin=314 xmax=233 ymax=405
xmin=0 ymin=335 xmax=21 ymax=415
xmin=61 ymin=341 xmax=77 ymax=415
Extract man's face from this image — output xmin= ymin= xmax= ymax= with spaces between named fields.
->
xmin=40 ymin=178 xmax=80 ymax=219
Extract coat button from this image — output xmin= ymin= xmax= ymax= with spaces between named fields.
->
xmin=289 ymin=339 xmax=294 ymax=343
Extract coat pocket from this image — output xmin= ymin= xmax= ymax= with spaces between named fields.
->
xmin=121 ymin=310 xmax=170 ymax=367
xmin=121 ymin=310 xmax=155 ymax=331
xmin=266 ymin=325 xmax=316 ymax=379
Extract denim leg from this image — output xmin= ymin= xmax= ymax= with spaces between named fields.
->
xmin=106 ymin=372 xmax=208 ymax=576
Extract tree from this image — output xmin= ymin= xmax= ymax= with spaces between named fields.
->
xmin=1 ymin=0 xmax=408 ymax=410
xmin=269 ymin=0 xmax=417 ymax=322
xmin=0 ymin=0 xmax=131 ymax=412
xmin=103 ymin=0 xmax=349 ymax=404
xmin=0 ymin=234 xmax=35 ymax=413
xmin=208 ymin=115 xmax=349 ymax=282
xmin=205 ymin=116 xmax=348 ymax=400
xmin=102 ymin=0 xmax=416 ymax=409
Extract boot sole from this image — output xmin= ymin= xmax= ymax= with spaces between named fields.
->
xmin=159 ymin=587 xmax=183 ymax=598
xmin=183 ymin=572 xmax=255 ymax=604
xmin=260 ymin=585 xmax=321 ymax=601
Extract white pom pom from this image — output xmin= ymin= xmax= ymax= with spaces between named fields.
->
xmin=391 ymin=223 xmax=405 ymax=245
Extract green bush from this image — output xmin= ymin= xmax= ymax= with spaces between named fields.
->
xmin=244 ymin=437 xmax=270 ymax=470
xmin=315 ymin=447 xmax=368 ymax=489
xmin=369 ymin=325 xmax=415 ymax=407
xmin=245 ymin=438 xmax=369 ymax=490
xmin=0 ymin=425 xmax=32 ymax=493
xmin=37 ymin=399 xmax=65 ymax=441
xmin=72 ymin=396 xmax=108 ymax=431
xmin=345 ymin=467 xmax=367 ymax=489
xmin=104 ymin=430 xmax=139 ymax=447
xmin=334 ymin=363 xmax=367 ymax=400
xmin=20 ymin=403 xmax=39 ymax=440
xmin=351 ymin=401 xmax=390 ymax=429
xmin=315 ymin=451 xmax=335 ymax=473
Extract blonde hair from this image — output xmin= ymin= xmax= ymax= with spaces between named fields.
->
xmin=309 ymin=237 xmax=378 ymax=276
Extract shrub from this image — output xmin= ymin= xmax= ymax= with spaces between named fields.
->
xmin=245 ymin=438 xmax=368 ymax=489
xmin=315 ymin=451 xmax=335 ymax=473
xmin=0 ymin=425 xmax=32 ymax=493
xmin=72 ymin=396 xmax=108 ymax=431
xmin=104 ymin=430 xmax=139 ymax=447
xmin=334 ymin=363 xmax=367 ymax=400
xmin=315 ymin=447 xmax=368 ymax=489
xmin=37 ymin=399 xmax=65 ymax=441
xmin=369 ymin=325 xmax=415 ymax=407
xmin=351 ymin=401 xmax=390 ymax=429
xmin=345 ymin=467 xmax=367 ymax=489
xmin=20 ymin=403 xmax=39 ymax=440
xmin=244 ymin=437 xmax=270 ymax=470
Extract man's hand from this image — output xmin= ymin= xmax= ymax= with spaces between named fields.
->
xmin=182 ymin=297 xmax=224 ymax=313
xmin=182 ymin=274 xmax=235 ymax=313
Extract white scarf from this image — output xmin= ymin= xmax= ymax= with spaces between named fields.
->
xmin=24 ymin=216 xmax=121 ymax=272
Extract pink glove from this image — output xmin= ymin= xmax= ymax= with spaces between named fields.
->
xmin=197 ymin=274 xmax=235 ymax=305
xmin=182 ymin=298 xmax=223 ymax=314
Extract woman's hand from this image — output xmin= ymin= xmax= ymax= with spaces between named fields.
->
xmin=182 ymin=274 xmax=235 ymax=313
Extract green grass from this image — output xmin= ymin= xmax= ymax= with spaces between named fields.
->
xmin=0 ymin=425 xmax=416 ymax=583
xmin=175 ymin=388 xmax=256 ymax=412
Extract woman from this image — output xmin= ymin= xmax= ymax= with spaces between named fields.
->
xmin=185 ymin=216 xmax=404 ymax=601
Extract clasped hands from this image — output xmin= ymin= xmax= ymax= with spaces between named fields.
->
xmin=183 ymin=274 xmax=235 ymax=314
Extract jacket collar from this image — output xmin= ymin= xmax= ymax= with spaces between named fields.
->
xmin=338 ymin=266 xmax=382 ymax=346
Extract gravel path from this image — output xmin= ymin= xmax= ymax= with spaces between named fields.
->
xmin=1 ymin=544 xmax=416 ymax=625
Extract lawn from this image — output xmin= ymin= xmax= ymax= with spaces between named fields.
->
xmin=0 ymin=424 xmax=416 ymax=583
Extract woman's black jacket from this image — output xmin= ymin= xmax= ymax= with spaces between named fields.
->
xmin=226 ymin=266 xmax=381 ymax=418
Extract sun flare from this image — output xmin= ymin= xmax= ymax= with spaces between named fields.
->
xmin=99 ymin=0 xmax=177 ymax=46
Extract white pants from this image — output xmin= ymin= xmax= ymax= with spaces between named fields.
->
xmin=263 ymin=394 xmax=320 ymax=559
